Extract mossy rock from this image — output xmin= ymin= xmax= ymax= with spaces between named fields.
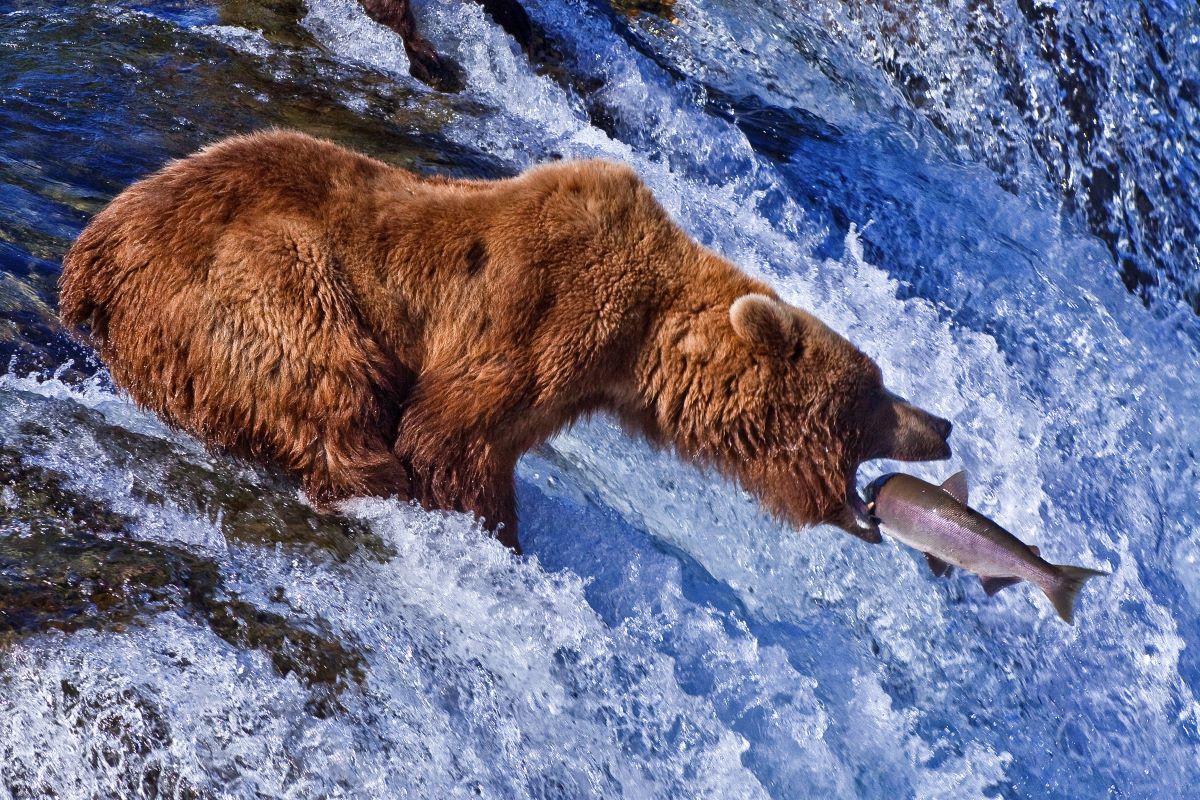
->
xmin=217 ymin=0 xmax=315 ymax=48
xmin=11 ymin=399 xmax=392 ymax=562
xmin=0 ymin=441 xmax=366 ymax=715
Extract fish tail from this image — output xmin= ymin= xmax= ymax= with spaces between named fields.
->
xmin=1041 ymin=565 xmax=1108 ymax=625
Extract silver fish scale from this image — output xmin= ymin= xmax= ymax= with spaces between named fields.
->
xmin=876 ymin=475 xmax=1050 ymax=583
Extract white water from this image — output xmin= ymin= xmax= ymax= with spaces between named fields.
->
xmin=3 ymin=0 xmax=1199 ymax=797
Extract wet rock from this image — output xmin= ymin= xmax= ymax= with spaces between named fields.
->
xmin=610 ymin=0 xmax=678 ymax=23
xmin=217 ymin=0 xmax=316 ymax=47
xmin=0 ymin=444 xmax=366 ymax=715
xmin=10 ymin=396 xmax=392 ymax=562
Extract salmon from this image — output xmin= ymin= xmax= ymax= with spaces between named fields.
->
xmin=863 ymin=471 xmax=1107 ymax=624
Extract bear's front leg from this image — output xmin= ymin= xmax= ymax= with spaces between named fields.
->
xmin=393 ymin=390 xmax=522 ymax=553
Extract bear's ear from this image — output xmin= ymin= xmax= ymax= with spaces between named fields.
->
xmin=729 ymin=294 xmax=800 ymax=357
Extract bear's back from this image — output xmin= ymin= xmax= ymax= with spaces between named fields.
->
xmin=59 ymin=132 xmax=394 ymax=335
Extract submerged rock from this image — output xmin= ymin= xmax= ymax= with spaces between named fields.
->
xmin=0 ymin=438 xmax=366 ymax=717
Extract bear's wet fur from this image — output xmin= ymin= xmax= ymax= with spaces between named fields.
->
xmin=60 ymin=131 xmax=952 ymax=552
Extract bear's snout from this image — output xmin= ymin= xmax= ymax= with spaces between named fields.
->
xmin=884 ymin=396 xmax=953 ymax=462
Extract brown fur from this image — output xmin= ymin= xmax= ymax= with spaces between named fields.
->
xmin=59 ymin=131 xmax=951 ymax=552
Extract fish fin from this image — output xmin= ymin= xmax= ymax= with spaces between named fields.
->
xmin=844 ymin=524 xmax=882 ymax=544
xmin=1029 ymin=545 xmax=1040 ymax=557
xmin=1042 ymin=565 xmax=1108 ymax=625
xmin=940 ymin=470 xmax=969 ymax=504
xmin=979 ymin=575 xmax=1022 ymax=596
xmin=924 ymin=553 xmax=953 ymax=577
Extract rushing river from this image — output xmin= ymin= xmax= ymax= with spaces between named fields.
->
xmin=2 ymin=1 xmax=1198 ymax=797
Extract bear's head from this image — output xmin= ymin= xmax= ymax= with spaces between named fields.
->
xmin=665 ymin=292 xmax=952 ymax=543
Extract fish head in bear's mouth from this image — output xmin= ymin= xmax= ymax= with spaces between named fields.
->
xmin=838 ymin=468 xmax=882 ymax=544
xmin=837 ymin=398 xmax=954 ymax=543
xmin=839 ymin=465 xmax=912 ymax=543
xmin=860 ymin=471 xmax=901 ymax=510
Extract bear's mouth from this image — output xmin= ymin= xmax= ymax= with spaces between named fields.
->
xmin=845 ymin=477 xmax=882 ymax=543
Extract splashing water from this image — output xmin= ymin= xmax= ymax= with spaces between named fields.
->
xmin=1 ymin=0 xmax=1198 ymax=797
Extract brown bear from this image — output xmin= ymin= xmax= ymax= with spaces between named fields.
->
xmin=59 ymin=131 xmax=951 ymax=553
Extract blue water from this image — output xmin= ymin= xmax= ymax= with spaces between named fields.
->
xmin=1 ymin=0 xmax=1198 ymax=797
